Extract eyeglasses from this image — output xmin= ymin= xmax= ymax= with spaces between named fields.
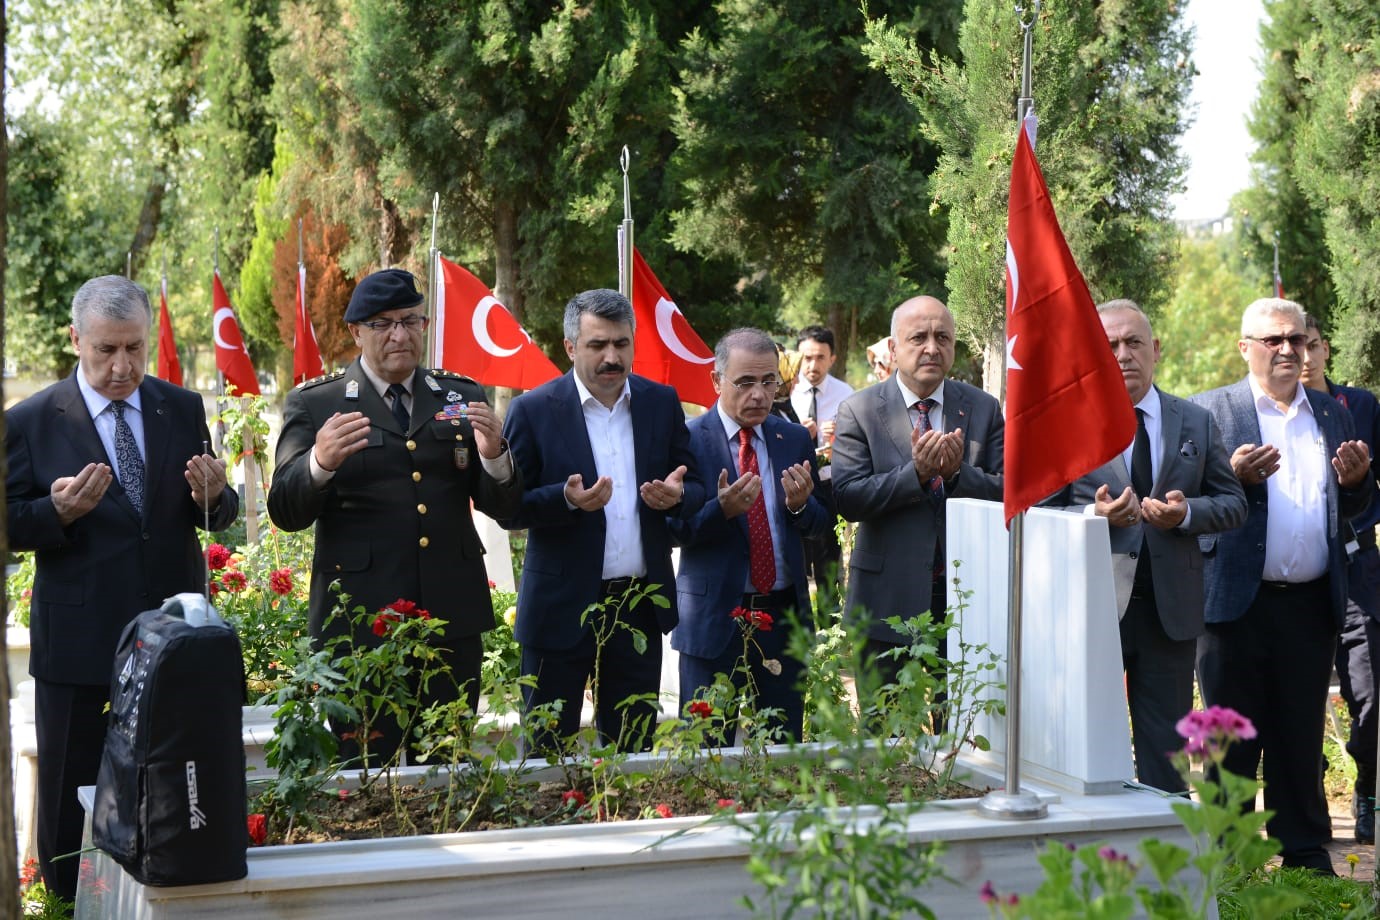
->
xmin=359 ymin=314 xmax=429 ymax=333
xmin=1244 ymin=334 xmax=1308 ymax=351
xmin=724 ymin=377 xmax=781 ymax=393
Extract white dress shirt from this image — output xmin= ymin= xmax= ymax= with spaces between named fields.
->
xmin=715 ymin=405 xmax=787 ymax=592
xmin=76 ymin=367 xmax=145 ymax=483
xmin=574 ymin=374 xmax=645 ymax=579
xmin=790 ymin=373 xmax=854 ymax=444
xmin=1250 ymin=377 xmax=1329 ymax=583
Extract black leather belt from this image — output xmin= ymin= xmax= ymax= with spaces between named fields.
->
xmin=741 ymin=587 xmax=796 ymax=611
xmin=1259 ymin=576 xmax=1327 ymax=592
xmin=601 ymin=576 xmax=642 ymax=597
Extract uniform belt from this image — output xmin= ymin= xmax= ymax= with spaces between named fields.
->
xmin=601 ymin=577 xmax=642 ymax=597
xmin=741 ymin=587 xmax=796 ymax=611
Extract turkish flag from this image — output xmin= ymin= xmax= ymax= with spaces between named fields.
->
xmin=212 ymin=270 xmax=261 ymax=396
xmin=155 ymin=275 xmax=183 ymax=387
xmin=432 ymin=255 xmax=560 ymax=390
xmin=631 ymin=249 xmax=716 ymax=407
xmin=1004 ymin=121 xmax=1134 ymax=525
xmin=293 ymin=262 xmax=325 ymax=385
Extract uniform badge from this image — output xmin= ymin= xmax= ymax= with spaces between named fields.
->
xmin=345 ymin=379 xmax=360 ymax=400
xmin=454 ymin=446 xmax=470 ymax=470
xmin=424 ymin=375 xmax=442 ymax=393
xmin=434 ymin=402 xmax=468 ymax=421
xmin=446 ymin=390 xmax=464 ymax=403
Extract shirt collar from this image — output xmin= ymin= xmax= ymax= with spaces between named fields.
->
xmin=895 ymin=375 xmax=944 ymax=413
xmin=1248 ymin=374 xmax=1312 ymax=417
xmin=1133 ymin=385 xmax=1161 ymax=420
xmin=76 ymin=365 xmax=142 ymax=418
xmin=572 ymin=371 xmax=631 ymax=410
xmin=358 ymin=359 xmax=413 ymax=399
xmin=715 ymin=403 xmax=761 ymax=443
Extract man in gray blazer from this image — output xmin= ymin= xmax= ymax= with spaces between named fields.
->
xmin=832 ymin=296 xmax=1003 ymax=713
xmin=1053 ymin=301 xmax=1246 ymax=792
xmin=1193 ymin=297 xmax=1373 ymax=874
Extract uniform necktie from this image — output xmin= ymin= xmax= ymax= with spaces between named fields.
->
xmin=387 ymin=382 xmax=410 ymax=432
xmin=738 ymin=427 xmax=777 ymax=594
xmin=111 ymin=400 xmax=144 ymax=514
xmin=1131 ymin=409 xmax=1152 ymax=499
xmin=914 ymin=397 xmax=943 ymax=494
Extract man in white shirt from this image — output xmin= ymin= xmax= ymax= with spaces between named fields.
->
xmin=1192 ymin=297 xmax=1374 ymax=874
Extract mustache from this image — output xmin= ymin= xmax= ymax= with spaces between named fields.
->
xmin=597 ymin=362 xmax=626 ymax=374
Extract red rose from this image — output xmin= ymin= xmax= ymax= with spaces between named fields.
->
xmin=561 ymin=789 xmax=587 ymax=808
xmin=716 ymin=798 xmax=740 ymax=812
xmin=247 ymin=813 xmax=267 ymax=846
xmin=384 ymin=598 xmax=417 ymax=615
xmin=221 ymin=570 xmax=248 ymax=593
xmin=687 ymin=700 xmax=714 ymax=720
xmin=371 ymin=613 xmax=398 ymax=637
xmin=205 ymin=543 xmax=231 ymax=571
xmin=751 ymin=611 xmax=774 ymax=632
xmin=338 ymin=789 xmax=350 ymax=801
xmin=730 ymin=606 xmax=749 ymax=623
xmin=654 ymin=803 xmax=673 ymax=819
xmin=269 ymin=568 xmax=294 ymax=596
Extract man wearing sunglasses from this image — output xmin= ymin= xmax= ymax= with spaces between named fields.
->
xmin=269 ymin=268 xmax=522 ymax=765
xmin=1192 ymin=297 xmax=1374 ymax=874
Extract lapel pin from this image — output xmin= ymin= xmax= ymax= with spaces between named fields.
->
xmin=345 ymin=379 xmax=360 ymax=400
xmin=424 ymin=375 xmax=442 ymax=393
xmin=446 ymin=390 xmax=463 ymax=403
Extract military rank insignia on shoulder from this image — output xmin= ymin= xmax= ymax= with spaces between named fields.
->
xmin=297 ymin=371 xmax=344 ymax=390
xmin=428 ymin=368 xmax=478 ymax=385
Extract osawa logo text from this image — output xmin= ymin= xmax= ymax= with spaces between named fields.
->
xmin=186 ymin=761 xmax=208 ymax=829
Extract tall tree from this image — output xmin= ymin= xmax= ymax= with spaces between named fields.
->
xmin=1234 ymin=0 xmax=1335 ymax=323
xmin=669 ymin=0 xmax=961 ymax=370
xmin=1292 ymin=0 xmax=1380 ymax=386
xmin=866 ymin=0 xmax=1193 ymax=392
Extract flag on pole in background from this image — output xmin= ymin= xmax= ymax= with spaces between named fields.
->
xmin=212 ymin=270 xmax=261 ymax=396
xmin=156 ymin=274 xmax=183 ymax=387
xmin=432 ymin=255 xmax=560 ymax=389
xmin=1003 ymin=118 xmax=1135 ymax=525
xmin=293 ymin=262 xmax=325 ymax=384
xmin=630 ymin=249 xmax=716 ymax=407
xmin=1274 ymin=262 xmax=1286 ymax=299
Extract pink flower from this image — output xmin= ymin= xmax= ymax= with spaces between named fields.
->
xmin=1176 ymin=706 xmax=1257 ymax=758
xmin=979 ymin=880 xmax=997 ymax=905
xmin=269 ymin=567 xmax=294 ymax=596
xmin=338 ymin=789 xmax=350 ymax=801
xmin=655 ymin=803 xmax=673 ymax=819
xmin=688 ymin=700 xmax=714 ymax=720
xmin=205 ymin=543 xmax=231 ymax=571
xmin=488 ymin=579 xmax=497 ymax=589
xmin=562 ymin=790 xmax=587 ymax=808
xmin=247 ymin=813 xmax=267 ymax=846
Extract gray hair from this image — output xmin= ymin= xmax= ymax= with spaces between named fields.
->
xmin=1241 ymin=297 xmax=1306 ymax=336
xmin=563 ymin=289 xmax=635 ymax=343
xmin=713 ymin=327 xmax=778 ymax=374
xmin=71 ymin=275 xmax=152 ymax=333
xmin=1097 ymin=299 xmax=1155 ymax=337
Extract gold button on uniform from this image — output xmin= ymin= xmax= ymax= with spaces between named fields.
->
xmin=412 ymin=471 xmax=421 ymax=482
xmin=417 ymin=504 xmax=428 ymax=515
xmin=419 ymin=536 xmax=430 ymax=548
xmin=406 ymin=439 xmax=417 ymax=451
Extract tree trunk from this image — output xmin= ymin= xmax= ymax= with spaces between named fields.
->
xmin=827 ymin=302 xmax=848 ymax=379
xmin=491 ymin=201 xmax=522 ymax=415
xmin=981 ymin=327 xmax=1006 ymax=404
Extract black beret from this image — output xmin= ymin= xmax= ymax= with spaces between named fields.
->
xmin=345 ymin=269 xmax=424 ymax=323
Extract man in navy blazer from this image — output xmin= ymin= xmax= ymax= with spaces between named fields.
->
xmin=670 ymin=328 xmax=830 ymax=742
xmin=1192 ymin=297 xmax=1373 ymax=874
xmin=500 ymin=289 xmax=705 ymax=752
xmin=6 ymin=276 xmax=238 ymax=899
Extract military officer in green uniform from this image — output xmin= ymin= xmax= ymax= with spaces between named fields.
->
xmin=268 ymin=268 xmax=521 ymax=763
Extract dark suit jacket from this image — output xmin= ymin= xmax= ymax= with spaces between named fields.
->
xmin=669 ymin=410 xmax=830 ymax=659
xmin=6 ymin=374 xmax=238 ymax=685
xmin=831 ymin=376 xmax=1004 ymax=642
xmin=1051 ymin=388 xmax=1247 ymax=640
xmin=267 ymin=359 xmax=522 ymax=641
xmin=499 ymin=372 xmax=706 ymax=651
xmin=1330 ymin=380 xmax=1380 ymax=619
xmin=1191 ymin=377 xmax=1373 ymax=625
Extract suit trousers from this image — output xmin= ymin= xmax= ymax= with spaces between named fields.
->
xmin=802 ymin=479 xmax=841 ymax=612
xmin=678 ymin=588 xmax=808 ymax=744
xmin=1121 ymin=591 xmax=1196 ymax=793
xmin=1197 ymin=578 xmax=1337 ymax=859
xmin=521 ymin=587 xmax=663 ymax=753
xmin=1337 ymin=545 xmax=1380 ymax=790
xmin=35 ymin=680 xmax=110 ymax=901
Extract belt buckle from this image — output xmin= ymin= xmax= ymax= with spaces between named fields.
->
xmin=743 ymin=592 xmax=772 ymax=611
xmin=605 ymin=576 xmax=634 ymax=596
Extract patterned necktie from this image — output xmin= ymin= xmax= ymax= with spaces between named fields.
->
xmin=387 ymin=382 xmax=410 ymax=432
xmin=913 ymin=397 xmax=943 ymax=494
xmin=738 ymin=428 xmax=777 ymax=594
xmin=111 ymin=400 xmax=145 ymax=514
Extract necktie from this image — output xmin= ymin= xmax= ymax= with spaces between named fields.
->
xmin=111 ymin=400 xmax=145 ymax=514
xmin=387 ymin=382 xmax=410 ymax=432
xmin=1131 ymin=409 xmax=1152 ymax=500
xmin=738 ymin=428 xmax=777 ymax=594
xmin=807 ymin=387 xmax=820 ymax=445
xmin=914 ymin=397 xmax=943 ymax=494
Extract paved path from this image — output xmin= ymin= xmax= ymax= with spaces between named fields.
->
xmin=1325 ymin=799 xmax=1375 ymax=881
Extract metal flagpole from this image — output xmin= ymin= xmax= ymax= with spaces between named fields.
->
xmin=978 ymin=0 xmax=1047 ymax=823
xmin=212 ymin=228 xmax=226 ymax=457
xmin=617 ymin=146 xmax=634 ymax=299
xmin=126 ymin=251 xmax=133 ymax=279
xmin=427 ymin=193 xmax=440 ymax=366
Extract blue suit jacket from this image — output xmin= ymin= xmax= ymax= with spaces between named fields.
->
xmin=500 ymin=373 xmax=706 ymax=651
xmin=1191 ymin=377 xmax=1373 ymax=625
xmin=669 ymin=411 xmax=830 ymax=659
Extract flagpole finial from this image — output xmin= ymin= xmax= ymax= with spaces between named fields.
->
xmin=1015 ymin=1 xmax=1041 ymax=123
xmin=618 ymin=147 xmax=634 ymax=298
xmin=620 ymin=146 xmax=632 ymax=222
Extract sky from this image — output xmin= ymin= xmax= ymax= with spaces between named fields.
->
xmin=1171 ymin=0 xmax=1268 ymax=221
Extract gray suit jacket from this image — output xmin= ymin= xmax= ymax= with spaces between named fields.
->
xmin=832 ymin=377 xmax=1003 ymax=642
xmin=1054 ymin=388 xmax=1247 ymax=640
xmin=1191 ymin=377 xmax=1372 ymax=625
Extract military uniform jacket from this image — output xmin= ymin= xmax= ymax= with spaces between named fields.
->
xmin=267 ymin=359 xmax=522 ymax=641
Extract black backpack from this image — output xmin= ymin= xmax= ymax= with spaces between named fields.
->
xmin=92 ymin=594 xmax=249 ymax=885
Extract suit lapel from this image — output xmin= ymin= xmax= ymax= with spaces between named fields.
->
xmin=554 ymin=373 xmax=598 ymax=481
xmin=139 ymin=380 xmax=172 ymax=520
xmin=880 ymin=381 xmax=914 ymax=462
xmin=343 ymin=360 xmax=399 ymax=435
xmin=941 ymin=380 xmax=970 ymax=437
xmin=408 ymin=368 xmax=444 ymax=436
xmin=54 ymin=376 xmax=111 ymax=468
xmin=1153 ymin=389 xmax=1183 ymax=496
xmin=703 ymin=409 xmax=750 ymax=541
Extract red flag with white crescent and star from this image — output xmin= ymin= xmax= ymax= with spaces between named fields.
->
xmin=293 ymin=262 xmax=325 ymax=385
xmin=156 ymin=274 xmax=184 ymax=387
xmin=432 ymin=255 xmax=560 ymax=390
xmin=630 ymin=248 xmax=716 ymax=407
xmin=212 ymin=270 xmax=261 ymax=396
xmin=1003 ymin=118 xmax=1134 ymax=525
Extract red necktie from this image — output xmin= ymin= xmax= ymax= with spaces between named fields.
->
xmin=914 ymin=397 xmax=942 ymax=493
xmin=738 ymin=428 xmax=777 ymax=593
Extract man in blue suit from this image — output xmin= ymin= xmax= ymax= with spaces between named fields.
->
xmin=1301 ymin=313 xmax=1380 ymax=844
xmin=670 ymin=328 xmax=831 ymax=742
xmin=501 ymin=289 xmax=705 ymax=752
xmin=1192 ymin=297 xmax=1374 ymax=874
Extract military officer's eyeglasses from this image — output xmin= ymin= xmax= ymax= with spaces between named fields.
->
xmin=725 ymin=376 xmax=781 ymax=393
xmin=359 ymin=314 xmax=429 ymax=333
xmin=1243 ymin=333 xmax=1308 ymax=351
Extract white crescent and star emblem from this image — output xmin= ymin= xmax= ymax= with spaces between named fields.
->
xmin=472 ymin=296 xmax=527 ymax=358
xmin=1005 ymin=239 xmax=1023 ymax=372
xmin=654 ymin=297 xmax=713 ymax=365
xmin=213 ymin=307 xmax=244 ymax=352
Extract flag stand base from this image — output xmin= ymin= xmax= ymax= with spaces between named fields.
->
xmin=976 ymin=789 xmax=1048 ymax=821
